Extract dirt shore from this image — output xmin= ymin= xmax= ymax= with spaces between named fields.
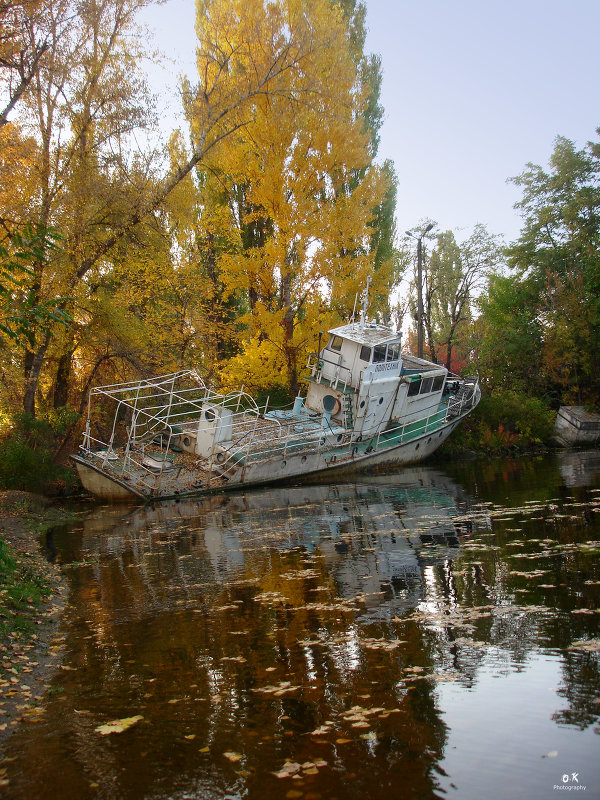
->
xmin=0 ymin=491 xmax=70 ymax=752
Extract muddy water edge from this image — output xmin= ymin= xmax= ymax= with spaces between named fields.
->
xmin=0 ymin=450 xmax=599 ymax=800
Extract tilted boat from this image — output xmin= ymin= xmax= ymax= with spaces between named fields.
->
xmin=71 ymin=292 xmax=481 ymax=502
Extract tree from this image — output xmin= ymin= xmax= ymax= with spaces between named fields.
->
xmin=0 ymin=0 xmax=48 ymax=127
xmin=407 ymin=224 xmax=503 ymax=370
xmin=473 ymin=272 xmax=545 ymax=393
xmin=0 ymin=222 xmax=69 ymax=348
xmin=3 ymin=0 xmax=340 ymax=416
xmin=502 ymin=129 xmax=600 ymax=404
xmin=187 ymin=0 xmax=397 ymax=396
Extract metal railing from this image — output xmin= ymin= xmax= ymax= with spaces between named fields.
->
xmin=306 ymin=353 xmax=353 ymax=392
xmin=79 ymin=371 xmax=481 ymax=491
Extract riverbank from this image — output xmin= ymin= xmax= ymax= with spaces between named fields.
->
xmin=0 ymin=492 xmax=72 ymax=751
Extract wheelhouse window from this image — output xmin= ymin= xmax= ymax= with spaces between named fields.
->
xmin=359 ymin=345 xmax=371 ymax=362
xmin=420 ymin=377 xmax=434 ymax=394
xmin=329 ymin=335 xmax=343 ymax=352
xmin=407 ymin=379 xmax=421 ymax=396
xmin=432 ymin=375 xmax=445 ymax=392
xmin=387 ymin=343 xmax=400 ymax=362
xmin=373 ymin=344 xmax=387 ymax=362
xmin=373 ymin=342 xmax=401 ymax=363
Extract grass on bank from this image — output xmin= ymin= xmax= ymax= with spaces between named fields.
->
xmin=0 ymin=536 xmax=54 ymax=640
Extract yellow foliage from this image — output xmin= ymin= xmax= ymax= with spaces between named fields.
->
xmin=190 ymin=0 xmax=394 ymax=392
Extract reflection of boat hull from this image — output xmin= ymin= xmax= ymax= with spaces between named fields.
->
xmin=71 ymin=407 xmax=470 ymax=503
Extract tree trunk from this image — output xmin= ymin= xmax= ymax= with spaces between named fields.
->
xmin=53 ymin=349 xmax=74 ymax=408
xmin=23 ymin=335 xmax=51 ymax=415
xmin=281 ymin=272 xmax=297 ymax=396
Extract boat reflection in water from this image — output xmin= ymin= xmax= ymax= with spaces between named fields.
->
xmin=72 ymin=467 xmax=483 ymax=622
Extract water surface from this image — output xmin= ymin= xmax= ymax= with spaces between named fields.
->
xmin=1 ymin=452 xmax=599 ymax=799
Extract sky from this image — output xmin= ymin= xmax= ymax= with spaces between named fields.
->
xmin=139 ymin=0 xmax=600 ymax=244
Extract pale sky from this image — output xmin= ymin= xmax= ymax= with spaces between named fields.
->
xmin=140 ymin=0 xmax=600 ymax=244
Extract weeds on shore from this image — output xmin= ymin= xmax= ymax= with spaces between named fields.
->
xmin=0 ymin=537 xmax=53 ymax=640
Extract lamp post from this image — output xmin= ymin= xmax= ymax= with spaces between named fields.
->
xmin=406 ymin=223 xmax=434 ymax=359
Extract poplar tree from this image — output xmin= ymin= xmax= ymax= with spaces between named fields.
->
xmin=187 ymin=0 xmax=398 ymax=396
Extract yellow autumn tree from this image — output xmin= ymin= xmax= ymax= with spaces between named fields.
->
xmin=189 ymin=0 xmax=397 ymax=397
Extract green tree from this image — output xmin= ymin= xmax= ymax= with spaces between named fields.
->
xmin=502 ymin=129 xmax=600 ymax=404
xmin=408 ymin=224 xmax=503 ymax=370
xmin=0 ymin=223 xmax=69 ymax=348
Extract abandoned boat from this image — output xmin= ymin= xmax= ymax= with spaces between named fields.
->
xmin=72 ymin=304 xmax=481 ymax=502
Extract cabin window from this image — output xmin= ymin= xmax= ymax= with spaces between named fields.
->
xmin=360 ymin=345 xmax=371 ymax=362
xmin=373 ymin=344 xmax=387 ymax=362
xmin=407 ymin=379 xmax=421 ymax=397
xmin=420 ymin=377 xmax=433 ymax=394
xmin=432 ymin=375 xmax=445 ymax=392
xmin=329 ymin=335 xmax=343 ymax=352
xmin=387 ymin=343 xmax=400 ymax=362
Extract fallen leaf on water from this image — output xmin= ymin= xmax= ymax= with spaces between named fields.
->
xmin=568 ymin=639 xmax=600 ymax=652
xmin=273 ymin=761 xmax=302 ymax=778
xmin=95 ymin=715 xmax=143 ymax=735
xmin=223 ymin=751 xmax=242 ymax=762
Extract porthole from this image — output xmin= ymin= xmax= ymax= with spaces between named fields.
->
xmin=360 ymin=400 xmax=366 ymax=409
xmin=427 ymin=437 xmax=432 ymax=444
xmin=301 ymin=455 xmax=307 ymax=463
xmin=204 ymin=408 xmax=215 ymax=421
xmin=282 ymin=460 xmax=287 ymax=468
xmin=415 ymin=442 xmax=420 ymax=450
xmin=183 ymin=436 xmax=191 ymax=447
xmin=378 ymin=397 xmax=384 ymax=405
xmin=337 ymin=434 xmax=343 ymax=443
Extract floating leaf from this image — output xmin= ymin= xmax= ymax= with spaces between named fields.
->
xmin=223 ymin=751 xmax=243 ymax=762
xmin=95 ymin=715 xmax=143 ymax=735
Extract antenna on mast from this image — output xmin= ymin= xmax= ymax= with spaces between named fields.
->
xmin=351 ymin=293 xmax=358 ymax=324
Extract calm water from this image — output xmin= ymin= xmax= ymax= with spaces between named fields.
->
xmin=1 ymin=451 xmax=600 ymax=799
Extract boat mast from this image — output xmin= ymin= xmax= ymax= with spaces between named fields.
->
xmin=359 ymin=275 xmax=371 ymax=332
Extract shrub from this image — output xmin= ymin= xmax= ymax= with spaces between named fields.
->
xmin=0 ymin=409 xmax=79 ymax=494
xmin=442 ymin=389 xmax=556 ymax=455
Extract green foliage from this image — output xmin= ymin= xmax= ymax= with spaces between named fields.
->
xmin=500 ymin=128 xmax=600 ymax=404
xmin=441 ymin=390 xmax=556 ymax=456
xmin=255 ymin=384 xmax=295 ymax=410
xmin=0 ymin=223 xmax=70 ymax=349
xmin=474 ymin=272 xmax=547 ymax=394
xmin=0 ymin=410 xmax=79 ymax=493
xmin=0 ymin=537 xmax=54 ymax=639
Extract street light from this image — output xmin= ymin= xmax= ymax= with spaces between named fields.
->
xmin=406 ymin=223 xmax=434 ymax=359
